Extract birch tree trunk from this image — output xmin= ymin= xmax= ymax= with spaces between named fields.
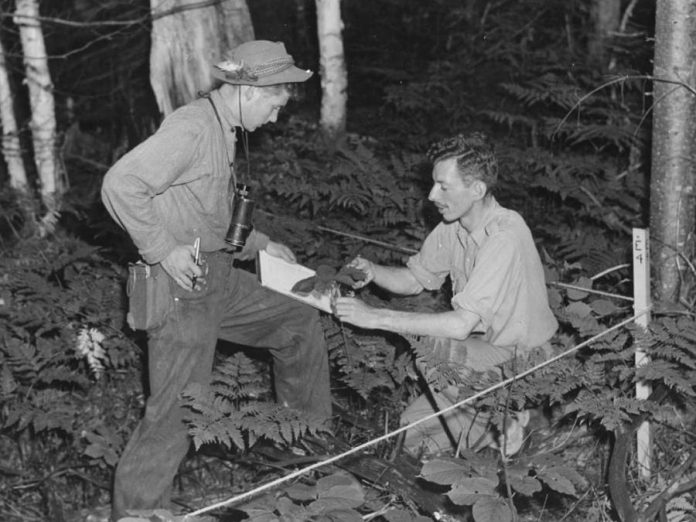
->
xmin=0 ymin=33 xmax=28 ymax=193
xmin=650 ymin=0 xmax=696 ymax=304
xmin=588 ymin=0 xmax=620 ymax=68
xmin=14 ymin=0 xmax=61 ymax=213
xmin=316 ymin=0 xmax=347 ymax=140
xmin=150 ymin=0 xmax=254 ymax=116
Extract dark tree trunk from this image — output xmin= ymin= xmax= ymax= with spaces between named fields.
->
xmin=150 ymin=0 xmax=254 ymax=116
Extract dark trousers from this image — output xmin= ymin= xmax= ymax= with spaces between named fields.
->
xmin=112 ymin=252 xmax=331 ymax=520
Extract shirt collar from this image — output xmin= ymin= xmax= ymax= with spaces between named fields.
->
xmin=456 ymin=197 xmax=501 ymax=248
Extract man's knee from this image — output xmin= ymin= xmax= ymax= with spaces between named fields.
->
xmin=289 ymin=305 xmax=325 ymax=344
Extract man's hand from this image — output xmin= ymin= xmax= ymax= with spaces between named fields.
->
xmin=265 ymin=241 xmax=296 ymax=263
xmin=345 ymin=257 xmax=375 ymax=289
xmin=160 ymin=244 xmax=204 ymax=291
xmin=333 ymin=296 xmax=380 ymax=329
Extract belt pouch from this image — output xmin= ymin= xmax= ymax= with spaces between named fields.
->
xmin=126 ymin=262 xmax=171 ymax=330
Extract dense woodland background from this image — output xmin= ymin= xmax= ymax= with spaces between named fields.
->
xmin=1 ymin=1 xmax=696 ymax=521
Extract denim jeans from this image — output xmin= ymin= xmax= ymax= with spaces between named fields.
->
xmin=112 ymin=252 xmax=331 ymax=520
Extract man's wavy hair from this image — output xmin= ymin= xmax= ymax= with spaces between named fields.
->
xmin=427 ymin=132 xmax=498 ymax=195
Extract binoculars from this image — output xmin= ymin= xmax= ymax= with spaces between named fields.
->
xmin=225 ymin=183 xmax=255 ymax=252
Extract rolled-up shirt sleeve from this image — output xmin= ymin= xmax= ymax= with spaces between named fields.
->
xmin=406 ymin=223 xmax=453 ymax=291
xmin=451 ymin=231 xmax=520 ymax=332
xmin=101 ymin=120 xmax=203 ymax=264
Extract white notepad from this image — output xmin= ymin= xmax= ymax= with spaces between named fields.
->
xmin=257 ymin=250 xmax=333 ymax=313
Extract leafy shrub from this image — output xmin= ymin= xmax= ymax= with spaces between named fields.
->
xmin=325 ymin=318 xmax=413 ymax=401
xmin=241 ymin=471 xmax=366 ymax=522
xmin=251 ymin=118 xmax=430 ymax=266
xmin=0 ymin=232 xmax=141 ymax=515
xmin=181 ymin=352 xmax=329 ymax=451
xmin=1 ymin=233 xmax=138 ymax=437
xmin=420 ymin=452 xmax=586 ymax=522
xmin=481 ymin=69 xmax=648 ymax=275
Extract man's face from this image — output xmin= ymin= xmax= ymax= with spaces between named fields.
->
xmin=242 ymin=87 xmax=291 ymax=131
xmin=428 ymin=157 xmax=481 ymax=223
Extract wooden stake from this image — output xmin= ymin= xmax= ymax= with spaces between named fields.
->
xmin=632 ymin=228 xmax=652 ymax=477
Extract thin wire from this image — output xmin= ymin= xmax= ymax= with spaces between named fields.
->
xmin=205 ymin=94 xmax=238 ymax=189
xmin=314 ymin=225 xmax=635 ymax=301
xmin=549 ymin=281 xmax=634 ymax=302
xmin=316 ymin=225 xmax=419 ymax=255
xmin=184 ymin=307 xmax=651 ymax=520
xmin=237 ymin=88 xmax=250 ymax=184
xmin=241 ymin=129 xmax=250 ymax=182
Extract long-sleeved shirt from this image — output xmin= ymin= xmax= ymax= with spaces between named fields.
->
xmin=406 ymin=198 xmax=558 ymax=349
xmin=101 ymin=89 xmax=268 ymax=264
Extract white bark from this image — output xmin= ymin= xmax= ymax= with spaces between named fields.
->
xmin=316 ymin=0 xmax=347 ymax=139
xmin=150 ymin=0 xmax=254 ymax=116
xmin=0 ymin=33 xmax=28 ymax=192
xmin=14 ymin=0 xmax=60 ymax=211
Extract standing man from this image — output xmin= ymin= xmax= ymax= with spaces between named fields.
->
xmin=102 ymin=40 xmax=331 ymax=520
xmin=334 ymin=132 xmax=557 ymax=456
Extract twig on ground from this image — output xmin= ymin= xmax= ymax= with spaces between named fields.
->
xmin=559 ymin=487 xmax=592 ymax=521
xmin=363 ymin=502 xmax=396 ymax=520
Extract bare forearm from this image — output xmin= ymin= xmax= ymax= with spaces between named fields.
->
xmin=334 ymin=296 xmax=480 ymax=341
xmin=372 ymin=308 xmax=478 ymax=340
xmin=372 ymin=265 xmax=423 ymax=295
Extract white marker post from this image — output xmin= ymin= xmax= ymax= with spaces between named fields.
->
xmin=632 ymin=228 xmax=652 ymax=477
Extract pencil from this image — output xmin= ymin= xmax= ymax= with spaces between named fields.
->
xmin=193 ymin=237 xmax=201 ymax=265
xmin=192 ymin=237 xmax=201 ymax=288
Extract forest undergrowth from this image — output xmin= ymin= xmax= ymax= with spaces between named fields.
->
xmin=2 ymin=115 xmax=695 ymax=522
xmin=1 ymin=1 xmax=696 ymax=521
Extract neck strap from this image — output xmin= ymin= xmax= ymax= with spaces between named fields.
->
xmin=205 ymin=94 xmax=242 ymax=188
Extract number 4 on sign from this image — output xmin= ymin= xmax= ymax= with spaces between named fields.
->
xmin=632 ymin=228 xmax=651 ymax=478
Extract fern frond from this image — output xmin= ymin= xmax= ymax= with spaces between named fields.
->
xmin=480 ymin=110 xmax=538 ymax=131
xmin=499 ymin=75 xmax=581 ymax=110
xmin=636 ymin=361 xmax=696 ymax=396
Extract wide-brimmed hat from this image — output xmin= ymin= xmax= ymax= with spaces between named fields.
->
xmin=213 ymin=40 xmax=313 ymax=86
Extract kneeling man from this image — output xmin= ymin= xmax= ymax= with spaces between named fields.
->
xmin=334 ymin=132 xmax=557 ymax=455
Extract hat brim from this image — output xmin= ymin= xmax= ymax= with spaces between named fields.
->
xmin=212 ymin=65 xmax=313 ymax=86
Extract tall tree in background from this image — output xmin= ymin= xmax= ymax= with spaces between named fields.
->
xmin=316 ymin=0 xmax=347 ymax=141
xmin=150 ymin=0 xmax=254 ymax=116
xmin=588 ymin=0 xmax=621 ymax=69
xmin=14 ymin=0 xmax=61 ymax=218
xmin=0 ymin=33 xmax=27 ymax=194
xmin=650 ymin=0 xmax=696 ymax=305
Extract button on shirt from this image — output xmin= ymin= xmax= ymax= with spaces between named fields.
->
xmin=406 ymin=198 xmax=558 ymax=349
xmin=101 ymin=90 xmax=268 ymax=264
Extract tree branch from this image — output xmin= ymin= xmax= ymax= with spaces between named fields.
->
xmin=554 ymin=75 xmax=696 ymax=140
xmin=1 ymin=0 xmax=228 ymax=28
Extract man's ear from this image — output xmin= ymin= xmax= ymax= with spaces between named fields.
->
xmin=473 ymin=180 xmax=487 ymax=200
